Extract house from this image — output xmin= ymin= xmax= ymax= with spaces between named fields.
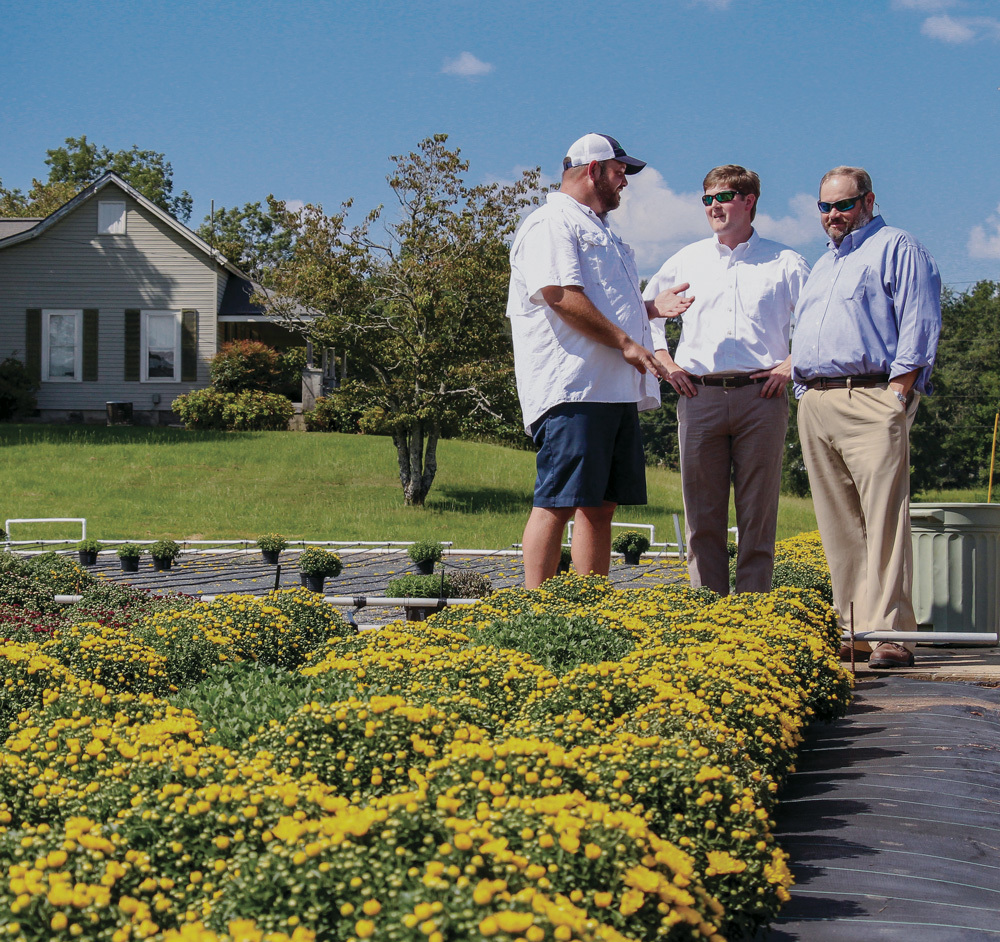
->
xmin=0 ymin=172 xmax=304 ymax=424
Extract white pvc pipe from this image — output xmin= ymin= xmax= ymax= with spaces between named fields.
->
xmin=843 ymin=630 xmax=998 ymax=643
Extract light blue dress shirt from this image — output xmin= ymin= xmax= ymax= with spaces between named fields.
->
xmin=791 ymin=216 xmax=941 ymax=397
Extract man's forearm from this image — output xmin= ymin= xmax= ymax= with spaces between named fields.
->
xmin=540 ymin=285 xmax=631 ymax=351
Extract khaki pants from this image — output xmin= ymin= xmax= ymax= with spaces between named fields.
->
xmin=678 ymin=384 xmax=788 ymax=595
xmin=797 ymin=385 xmax=919 ymax=648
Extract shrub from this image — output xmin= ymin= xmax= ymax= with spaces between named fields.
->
xmin=116 ymin=543 xmax=143 ymax=559
xmin=256 ymin=533 xmax=287 ymax=553
xmin=611 ymin=529 xmax=650 ymax=555
xmin=171 ymin=388 xmax=294 ymax=431
xmin=0 ymin=355 xmax=37 ymax=420
xmin=407 ymin=539 xmax=443 ymax=564
xmin=149 ymin=539 xmax=180 ymax=561
xmin=209 ymin=340 xmax=282 ymax=393
xmin=76 ymin=539 xmax=101 ymax=554
xmin=385 ymin=573 xmax=453 ymax=598
xmin=298 ymin=546 xmax=343 ymax=577
xmin=23 ymin=552 xmax=94 ymax=595
xmin=447 ymin=569 xmax=493 ymax=598
xmin=302 ymin=382 xmax=368 ymax=433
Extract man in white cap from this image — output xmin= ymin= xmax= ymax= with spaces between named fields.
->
xmin=507 ymin=133 xmax=691 ymax=588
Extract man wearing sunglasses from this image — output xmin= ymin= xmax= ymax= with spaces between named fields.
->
xmin=508 ymin=133 xmax=691 ymax=589
xmin=792 ymin=166 xmax=941 ymax=668
xmin=642 ymin=165 xmax=810 ymax=596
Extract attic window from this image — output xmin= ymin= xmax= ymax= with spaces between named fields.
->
xmin=97 ymin=201 xmax=126 ymax=235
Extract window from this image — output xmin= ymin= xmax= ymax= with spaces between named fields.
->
xmin=98 ymin=201 xmax=126 ymax=234
xmin=141 ymin=311 xmax=181 ymax=382
xmin=42 ymin=310 xmax=82 ymax=382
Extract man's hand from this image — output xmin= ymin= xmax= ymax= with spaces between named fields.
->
xmin=751 ymin=356 xmax=792 ymax=398
xmin=624 ymin=339 xmax=670 ymax=381
xmin=654 ymin=351 xmax=697 ymax=397
xmin=646 ymin=283 xmax=693 ymax=320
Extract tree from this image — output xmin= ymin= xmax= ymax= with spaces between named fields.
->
xmin=262 ymin=134 xmax=545 ymax=505
xmin=1 ymin=136 xmax=192 ymax=221
xmin=196 ymin=200 xmax=293 ymax=280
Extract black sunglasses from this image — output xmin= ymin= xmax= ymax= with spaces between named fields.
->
xmin=817 ymin=194 xmax=867 ymax=213
xmin=701 ymin=190 xmax=742 ymax=206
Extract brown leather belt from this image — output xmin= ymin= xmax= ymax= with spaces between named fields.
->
xmin=691 ymin=373 xmax=767 ymax=388
xmin=802 ymin=373 xmax=890 ymax=390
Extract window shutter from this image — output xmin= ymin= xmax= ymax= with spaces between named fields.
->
xmin=82 ymin=309 xmax=99 ymax=382
xmin=124 ymin=309 xmax=140 ymax=381
xmin=181 ymin=310 xmax=198 ymax=383
xmin=25 ymin=309 xmax=42 ymax=383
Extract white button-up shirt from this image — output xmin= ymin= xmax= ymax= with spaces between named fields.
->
xmin=643 ymin=230 xmax=810 ymax=375
xmin=506 ymin=191 xmax=660 ymax=431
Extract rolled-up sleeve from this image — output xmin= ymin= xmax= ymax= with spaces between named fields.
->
xmin=516 ymin=217 xmax=584 ymax=305
xmin=888 ymin=239 xmax=941 ymax=386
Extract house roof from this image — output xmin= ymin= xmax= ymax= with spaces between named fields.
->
xmin=0 ymin=218 xmax=44 ymax=239
xmin=0 ymin=172 xmax=248 ymax=281
xmin=219 ymin=273 xmax=266 ymax=317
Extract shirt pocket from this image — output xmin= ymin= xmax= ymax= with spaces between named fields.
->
xmin=577 ymin=230 xmax=614 ymax=284
xmin=839 ymin=265 xmax=871 ymax=303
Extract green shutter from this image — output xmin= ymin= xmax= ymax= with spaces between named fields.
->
xmin=82 ymin=309 xmax=99 ymax=382
xmin=124 ymin=309 xmax=140 ymax=382
xmin=181 ymin=310 xmax=198 ymax=383
xmin=25 ymin=309 xmax=42 ymax=383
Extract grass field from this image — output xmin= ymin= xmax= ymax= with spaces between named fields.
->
xmin=0 ymin=424 xmax=825 ymax=548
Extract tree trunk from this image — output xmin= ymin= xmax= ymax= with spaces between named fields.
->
xmin=393 ymin=418 xmax=440 ymax=506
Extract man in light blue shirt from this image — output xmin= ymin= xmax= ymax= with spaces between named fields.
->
xmin=792 ymin=166 xmax=941 ymax=669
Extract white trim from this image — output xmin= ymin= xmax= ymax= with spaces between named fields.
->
xmin=41 ymin=309 xmax=83 ymax=383
xmin=140 ymin=310 xmax=182 ymax=383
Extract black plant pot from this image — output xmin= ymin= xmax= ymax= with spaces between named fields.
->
xmin=152 ymin=557 xmax=172 ymax=571
xmin=623 ymin=550 xmax=642 ymax=565
xmin=120 ymin=557 xmax=140 ymax=573
xmin=261 ymin=549 xmax=281 ymax=565
xmin=414 ymin=559 xmax=435 ymax=575
xmin=301 ymin=573 xmax=325 ymax=593
xmin=78 ymin=550 xmax=98 ymax=567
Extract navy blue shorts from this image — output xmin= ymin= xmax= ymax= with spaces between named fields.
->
xmin=530 ymin=402 xmax=647 ymax=508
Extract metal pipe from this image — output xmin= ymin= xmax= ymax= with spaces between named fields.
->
xmin=842 ymin=630 xmax=998 ymax=643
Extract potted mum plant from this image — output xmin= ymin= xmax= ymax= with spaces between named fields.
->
xmin=407 ymin=539 xmax=443 ymax=575
xmin=611 ymin=529 xmax=650 ymax=565
xmin=150 ymin=539 xmax=181 ymax=571
xmin=116 ymin=542 xmax=143 ymax=573
xmin=77 ymin=538 xmax=101 ymax=567
xmin=256 ymin=533 xmax=287 ymax=565
xmin=299 ymin=546 xmax=343 ymax=594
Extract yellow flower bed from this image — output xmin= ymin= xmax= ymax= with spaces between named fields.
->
xmin=0 ymin=537 xmax=848 ymax=941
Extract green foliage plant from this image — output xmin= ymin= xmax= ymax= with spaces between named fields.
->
xmin=447 ymin=570 xmax=493 ymax=598
xmin=0 ymin=356 xmax=37 ymax=421
xmin=116 ymin=543 xmax=143 ymax=559
xmin=149 ymin=539 xmax=180 ymax=561
xmin=255 ymin=533 xmax=287 ymax=553
xmin=385 ymin=573 xmax=453 ymax=598
xmin=23 ymin=552 xmax=94 ymax=595
xmin=171 ymin=389 xmax=294 ymax=431
xmin=298 ymin=547 xmax=343 ymax=577
xmin=76 ymin=539 xmax=101 ymax=554
xmin=611 ymin=529 xmax=650 ymax=556
xmin=209 ymin=340 xmax=282 ymax=393
xmin=407 ymin=540 xmax=443 ymax=565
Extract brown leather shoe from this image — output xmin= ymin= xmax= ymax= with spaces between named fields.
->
xmin=839 ymin=644 xmax=870 ymax=662
xmin=868 ymin=642 xmax=915 ymax=668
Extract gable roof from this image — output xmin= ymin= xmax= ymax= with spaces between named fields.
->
xmin=0 ymin=172 xmax=248 ymax=281
xmin=0 ymin=218 xmax=44 ymax=239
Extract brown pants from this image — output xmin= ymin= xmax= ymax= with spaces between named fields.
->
xmin=797 ymin=385 xmax=920 ymax=647
xmin=678 ymin=384 xmax=788 ymax=595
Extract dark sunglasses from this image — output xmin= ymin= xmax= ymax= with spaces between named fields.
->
xmin=817 ymin=194 xmax=866 ymax=213
xmin=701 ymin=190 xmax=742 ymax=206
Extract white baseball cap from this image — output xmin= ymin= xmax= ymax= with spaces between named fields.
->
xmin=562 ymin=133 xmax=647 ymax=175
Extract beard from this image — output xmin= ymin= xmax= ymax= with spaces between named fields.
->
xmin=593 ymin=170 xmax=622 ymax=213
xmin=824 ymin=206 xmax=874 ymax=245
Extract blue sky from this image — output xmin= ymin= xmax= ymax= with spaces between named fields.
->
xmin=3 ymin=0 xmax=999 ymax=289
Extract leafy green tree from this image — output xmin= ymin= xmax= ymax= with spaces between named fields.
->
xmin=262 ymin=134 xmax=544 ymax=505
xmin=197 ymin=200 xmax=293 ymax=279
xmin=910 ymin=281 xmax=1000 ymax=493
xmin=1 ymin=136 xmax=192 ymax=221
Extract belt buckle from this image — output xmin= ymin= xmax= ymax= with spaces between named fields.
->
xmin=721 ymin=376 xmax=738 ymax=389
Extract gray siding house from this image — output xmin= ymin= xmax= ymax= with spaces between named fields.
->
xmin=0 ymin=172 xmax=301 ymax=424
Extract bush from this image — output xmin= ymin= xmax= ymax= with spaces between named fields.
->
xmin=209 ymin=340 xmax=282 ymax=393
xmin=149 ymin=539 xmax=180 ymax=561
xmin=302 ymin=382 xmax=369 ymax=433
xmin=256 ymin=533 xmax=287 ymax=553
xmin=385 ymin=573 xmax=453 ymax=598
xmin=298 ymin=547 xmax=343 ymax=577
xmin=172 ymin=388 xmax=294 ymax=431
xmin=116 ymin=543 xmax=143 ymax=559
xmin=23 ymin=552 xmax=94 ymax=595
xmin=0 ymin=355 xmax=37 ymax=420
xmin=611 ymin=529 xmax=650 ymax=555
xmin=447 ymin=570 xmax=493 ymax=598
xmin=407 ymin=540 xmax=443 ymax=564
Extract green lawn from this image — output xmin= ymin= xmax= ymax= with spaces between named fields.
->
xmin=0 ymin=424 xmax=822 ymax=547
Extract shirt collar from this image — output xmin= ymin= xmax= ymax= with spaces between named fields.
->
xmin=547 ymin=189 xmax=614 ymax=228
xmin=713 ymin=227 xmax=758 ymax=260
xmin=829 ymin=214 xmax=886 ymax=256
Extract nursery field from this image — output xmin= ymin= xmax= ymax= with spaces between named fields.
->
xmin=0 ymin=425 xmax=820 ymax=547
xmin=0 ymin=532 xmax=848 ymax=941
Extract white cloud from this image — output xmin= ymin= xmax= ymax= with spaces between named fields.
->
xmin=614 ymin=171 xmax=826 ymax=274
xmin=921 ymin=14 xmax=1000 ymax=42
xmin=968 ymin=204 xmax=1000 ymax=258
xmin=441 ymin=52 xmax=494 ymax=78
